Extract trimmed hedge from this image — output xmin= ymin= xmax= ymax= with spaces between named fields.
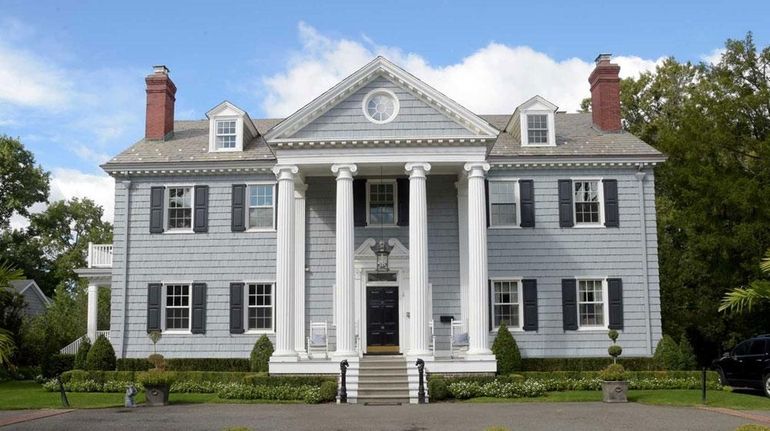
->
xmin=116 ymin=358 xmax=251 ymax=372
xmin=85 ymin=335 xmax=116 ymax=371
xmin=519 ymin=357 xmax=661 ymax=371
xmin=243 ymin=374 xmax=335 ymax=387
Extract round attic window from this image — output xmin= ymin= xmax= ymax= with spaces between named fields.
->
xmin=363 ymin=89 xmax=399 ymax=124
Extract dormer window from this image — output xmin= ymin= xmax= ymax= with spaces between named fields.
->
xmin=216 ymin=120 xmax=237 ymax=150
xmin=527 ymin=114 xmax=548 ymax=145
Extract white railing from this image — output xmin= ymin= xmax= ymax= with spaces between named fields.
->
xmin=60 ymin=330 xmax=110 ymax=354
xmin=87 ymin=243 xmax=113 ymax=268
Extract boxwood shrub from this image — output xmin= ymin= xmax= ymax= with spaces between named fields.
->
xmin=116 ymin=358 xmax=251 ymax=372
xmin=519 ymin=357 xmax=660 ymax=371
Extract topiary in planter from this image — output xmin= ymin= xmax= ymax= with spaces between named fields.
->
xmin=491 ymin=323 xmax=521 ymax=374
xmin=74 ymin=339 xmax=91 ymax=370
xmin=602 ymin=330 xmax=628 ymax=403
xmin=85 ymin=335 xmax=116 ymax=371
xmin=608 ymin=329 xmax=622 ymax=364
xmin=250 ymin=335 xmax=274 ymax=372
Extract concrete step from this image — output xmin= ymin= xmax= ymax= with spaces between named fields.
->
xmin=358 ymin=387 xmax=409 ymax=394
xmin=358 ymin=377 xmax=409 ymax=384
xmin=358 ymin=382 xmax=409 ymax=390
xmin=359 ymin=364 xmax=407 ymax=370
xmin=357 ymin=371 xmax=409 ymax=378
xmin=358 ymin=394 xmax=410 ymax=404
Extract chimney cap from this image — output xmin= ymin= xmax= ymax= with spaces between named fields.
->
xmin=153 ymin=65 xmax=170 ymax=75
xmin=594 ymin=53 xmax=613 ymax=64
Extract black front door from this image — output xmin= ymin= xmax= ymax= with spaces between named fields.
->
xmin=367 ymin=285 xmax=399 ymax=353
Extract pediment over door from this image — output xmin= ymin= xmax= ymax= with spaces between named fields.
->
xmin=354 ymin=238 xmax=409 ymax=260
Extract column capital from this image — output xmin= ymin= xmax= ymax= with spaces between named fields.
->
xmin=404 ymin=162 xmax=432 ymax=178
xmin=331 ymin=163 xmax=358 ymax=180
xmin=463 ymin=162 xmax=490 ymax=178
xmin=273 ymin=164 xmax=299 ymax=181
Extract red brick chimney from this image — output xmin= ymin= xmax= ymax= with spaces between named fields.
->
xmin=145 ymin=65 xmax=176 ymax=141
xmin=588 ymin=54 xmax=621 ymax=132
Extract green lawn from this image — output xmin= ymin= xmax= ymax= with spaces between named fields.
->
xmin=466 ymin=389 xmax=770 ymax=410
xmin=0 ymin=381 xmax=298 ymax=410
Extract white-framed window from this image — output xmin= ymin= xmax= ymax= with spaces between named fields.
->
xmin=247 ymin=184 xmax=275 ymax=230
xmin=362 ymin=89 xmax=400 ymax=124
xmin=488 ymin=180 xmax=520 ymax=227
xmin=573 ymin=179 xmax=603 ymax=225
xmin=577 ymin=279 xmax=608 ymax=329
xmin=215 ymin=119 xmax=237 ymax=150
xmin=164 ymin=284 xmax=191 ymax=332
xmin=491 ymin=279 xmax=523 ymax=330
xmin=246 ymin=282 xmax=274 ymax=332
xmin=527 ymin=114 xmax=549 ymax=145
xmin=166 ymin=186 xmax=193 ymax=230
xmin=366 ymin=180 xmax=397 ymax=226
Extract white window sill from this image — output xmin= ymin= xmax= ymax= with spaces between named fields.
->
xmin=488 ymin=225 xmax=521 ymax=229
xmin=162 ymin=330 xmax=192 ymax=335
xmin=572 ymin=224 xmax=605 ymax=229
xmin=164 ymin=229 xmax=194 ymax=234
xmin=364 ymin=224 xmax=400 ymax=229
xmin=522 ymin=143 xmax=555 ymax=147
xmin=576 ymin=326 xmax=608 ymax=332
xmin=212 ymin=147 xmax=241 ymax=152
xmin=245 ymin=330 xmax=275 ymax=335
xmin=491 ymin=327 xmax=524 ymax=333
xmin=246 ymin=228 xmax=276 ymax=233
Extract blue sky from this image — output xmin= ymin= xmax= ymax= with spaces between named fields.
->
xmin=1 ymin=0 xmax=767 ymax=224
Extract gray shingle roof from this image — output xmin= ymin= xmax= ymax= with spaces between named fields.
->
xmin=481 ymin=113 xmax=663 ymax=160
xmin=102 ymin=113 xmax=662 ymax=170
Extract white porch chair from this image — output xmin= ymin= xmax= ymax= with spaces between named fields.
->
xmin=449 ymin=318 xmax=469 ymax=358
xmin=428 ymin=320 xmax=437 ymax=357
xmin=307 ymin=321 xmax=329 ymax=359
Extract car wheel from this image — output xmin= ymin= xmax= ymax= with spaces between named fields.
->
xmin=764 ymin=374 xmax=770 ymax=398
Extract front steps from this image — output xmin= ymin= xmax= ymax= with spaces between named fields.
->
xmin=357 ymin=355 xmax=409 ymax=404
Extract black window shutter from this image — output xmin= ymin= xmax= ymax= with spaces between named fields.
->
xmin=231 ymin=184 xmax=246 ymax=232
xmin=147 ymin=283 xmax=162 ymax=332
xmin=397 ymin=177 xmax=409 ymax=226
xmin=561 ymin=279 xmax=578 ymax=330
xmin=608 ymin=278 xmax=624 ymax=330
xmin=191 ymin=283 xmax=207 ymax=334
xmin=603 ymin=179 xmax=619 ymax=228
xmin=519 ymin=180 xmax=535 ymax=227
xmin=488 ymin=279 xmax=493 ymax=331
xmin=522 ymin=279 xmax=538 ymax=331
xmin=353 ymin=179 xmax=367 ymax=227
xmin=230 ymin=282 xmax=245 ymax=334
xmin=193 ymin=185 xmax=209 ymax=233
xmin=484 ymin=179 xmax=490 ymax=228
xmin=558 ymin=180 xmax=574 ymax=228
xmin=149 ymin=187 xmax=165 ymax=233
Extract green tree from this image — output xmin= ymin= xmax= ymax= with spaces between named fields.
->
xmin=491 ymin=323 xmax=521 ymax=374
xmin=621 ymin=33 xmax=770 ymax=361
xmin=0 ymin=136 xmax=49 ymax=228
xmin=720 ymin=249 xmax=770 ymax=313
xmin=85 ymin=334 xmax=115 ymax=371
xmin=0 ymin=262 xmax=25 ymax=366
xmin=250 ymin=335 xmax=273 ymax=372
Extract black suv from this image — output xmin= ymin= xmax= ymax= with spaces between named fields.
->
xmin=713 ymin=334 xmax=770 ymax=397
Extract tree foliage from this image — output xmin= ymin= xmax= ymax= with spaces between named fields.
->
xmin=0 ymin=135 xmax=49 ymax=228
xmin=74 ymin=338 xmax=91 ymax=370
xmin=250 ymin=335 xmax=273 ymax=372
xmin=720 ymin=249 xmax=770 ymax=313
xmin=85 ymin=334 xmax=116 ymax=371
xmin=621 ymin=33 xmax=770 ymax=362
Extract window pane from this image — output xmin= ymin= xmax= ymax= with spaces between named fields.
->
xmin=574 ymin=181 xmax=600 ymax=224
xmin=165 ymin=284 xmax=190 ymax=330
xmin=369 ymin=182 xmax=395 ymax=225
xmin=247 ymin=283 xmax=273 ymax=331
xmin=527 ymin=114 xmax=548 ymax=144
xmin=493 ymin=281 xmax=520 ymax=328
xmin=167 ymin=187 xmax=192 ymax=229
xmin=578 ymin=280 xmax=604 ymax=327
xmin=491 ymin=203 xmax=517 ymax=225
xmin=249 ymin=208 xmax=273 ymax=228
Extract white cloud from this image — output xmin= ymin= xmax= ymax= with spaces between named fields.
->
xmin=0 ymin=41 xmax=73 ymax=109
xmin=262 ymin=23 xmax=665 ymax=116
xmin=9 ymin=169 xmax=115 ymax=230
xmin=702 ymin=48 xmax=726 ymax=65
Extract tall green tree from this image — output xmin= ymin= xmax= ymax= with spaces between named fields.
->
xmin=0 ymin=136 xmax=49 ymax=228
xmin=720 ymin=249 xmax=770 ymax=313
xmin=620 ymin=33 xmax=770 ymax=361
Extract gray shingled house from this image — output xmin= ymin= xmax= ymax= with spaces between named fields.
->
xmin=8 ymin=280 xmax=50 ymax=317
xmin=74 ymin=55 xmax=664 ymax=403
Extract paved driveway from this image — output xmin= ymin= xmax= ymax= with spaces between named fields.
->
xmin=2 ymin=402 xmax=763 ymax=431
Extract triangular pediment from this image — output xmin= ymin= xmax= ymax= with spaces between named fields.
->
xmin=354 ymin=238 xmax=409 ymax=260
xmin=265 ymin=57 xmax=499 ymax=143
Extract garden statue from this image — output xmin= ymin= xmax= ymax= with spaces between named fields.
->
xmin=125 ymin=384 xmax=138 ymax=408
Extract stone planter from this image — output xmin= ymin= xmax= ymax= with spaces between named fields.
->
xmin=601 ymin=380 xmax=628 ymax=403
xmin=144 ymin=384 xmax=170 ymax=406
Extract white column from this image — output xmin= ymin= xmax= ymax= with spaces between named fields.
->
xmin=405 ymin=162 xmax=432 ymax=356
xmin=464 ymin=162 xmax=493 ymax=356
xmin=456 ymin=177 xmax=469 ymax=332
xmin=87 ymin=284 xmax=98 ymax=342
xmin=331 ymin=164 xmax=358 ymax=357
xmin=272 ymin=165 xmax=298 ymax=358
xmin=294 ymin=183 xmax=308 ymax=356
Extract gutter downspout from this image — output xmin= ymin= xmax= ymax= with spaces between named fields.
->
xmin=635 ymin=170 xmax=653 ymax=355
xmin=120 ymin=179 xmax=132 ymax=358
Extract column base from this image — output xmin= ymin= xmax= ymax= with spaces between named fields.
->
xmin=405 ymin=349 xmax=433 ymax=358
xmin=331 ymin=350 xmax=359 ymax=359
xmin=270 ymin=351 xmax=299 ymax=362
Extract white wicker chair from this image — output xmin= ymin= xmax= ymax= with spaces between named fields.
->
xmin=307 ymin=321 xmax=329 ymax=359
xmin=449 ymin=318 xmax=469 ymax=358
xmin=428 ymin=320 xmax=437 ymax=357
